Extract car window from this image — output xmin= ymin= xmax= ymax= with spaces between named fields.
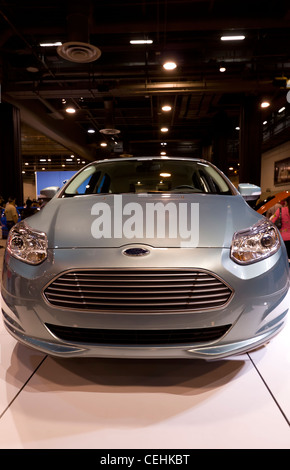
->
xmin=61 ymin=159 xmax=233 ymax=197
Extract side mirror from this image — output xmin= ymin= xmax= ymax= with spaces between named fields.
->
xmin=40 ymin=186 xmax=60 ymax=200
xmin=238 ymin=183 xmax=261 ymax=202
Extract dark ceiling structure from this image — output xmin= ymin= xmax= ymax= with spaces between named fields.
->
xmin=0 ymin=0 xmax=290 ymax=176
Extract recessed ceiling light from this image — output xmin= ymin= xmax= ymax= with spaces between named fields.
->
xmin=87 ymin=129 xmax=95 ymax=133
xmin=40 ymin=41 xmax=62 ymax=47
xmin=130 ymin=39 xmax=153 ymax=45
xmin=261 ymin=101 xmax=270 ymax=108
xmin=26 ymin=66 xmax=39 ymax=73
xmin=220 ymin=35 xmax=245 ymax=41
xmin=162 ymin=105 xmax=172 ymax=111
xmin=163 ymin=61 xmax=177 ymax=70
xmin=66 ymin=107 xmax=76 ymax=114
xmin=161 ymin=127 xmax=169 ymax=132
xmin=219 ymin=66 xmax=226 ymax=72
xmin=100 ymin=142 xmax=107 ymax=147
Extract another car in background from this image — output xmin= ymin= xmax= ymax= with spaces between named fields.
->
xmin=256 ymin=190 xmax=290 ymax=217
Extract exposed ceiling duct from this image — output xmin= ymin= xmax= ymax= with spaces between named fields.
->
xmin=57 ymin=1 xmax=101 ymax=63
xmin=99 ymin=99 xmax=121 ymax=136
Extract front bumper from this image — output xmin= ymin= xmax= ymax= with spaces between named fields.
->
xmin=1 ymin=245 xmax=289 ymax=359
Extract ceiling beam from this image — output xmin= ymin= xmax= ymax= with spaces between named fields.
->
xmin=3 ymin=94 xmax=96 ymax=161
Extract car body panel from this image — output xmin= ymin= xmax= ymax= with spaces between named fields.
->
xmin=26 ymin=192 xmax=262 ymax=249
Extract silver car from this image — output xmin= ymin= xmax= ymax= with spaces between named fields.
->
xmin=1 ymin=157 xmax=289 ymax=359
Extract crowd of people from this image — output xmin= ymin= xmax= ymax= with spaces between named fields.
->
xmin=0 ymin=196 xmax=40 ymax=238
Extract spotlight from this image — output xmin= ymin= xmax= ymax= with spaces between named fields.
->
xmin=163 ymin=61 xmax=177 ymax=70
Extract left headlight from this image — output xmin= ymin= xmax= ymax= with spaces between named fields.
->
xmin=230 ymin=219 xmax=280 ymax=265
xmin=7 ymin=221 xmax=48 ymax=265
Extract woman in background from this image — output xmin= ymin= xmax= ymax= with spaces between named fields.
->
xmin=271 ymin=196 xmax=290 ymax=259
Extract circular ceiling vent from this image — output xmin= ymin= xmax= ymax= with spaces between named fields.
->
xmin=99 ymin=128 xmax=121 ymax=135
xmin=57 ymin=41 xmax=101 ymax=63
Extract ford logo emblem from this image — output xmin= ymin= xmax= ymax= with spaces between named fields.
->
xmin=123 ymin=247 xmax=150 ymax=257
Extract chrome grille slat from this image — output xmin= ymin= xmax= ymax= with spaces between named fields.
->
xmin=44 ymin=269 xmax=233 ymax=311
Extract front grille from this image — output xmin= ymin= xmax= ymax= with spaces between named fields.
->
xmin=43 ymin=269 xmax=233 ymax=312
xmin=45 ymin=323 xmax=232 ymax=345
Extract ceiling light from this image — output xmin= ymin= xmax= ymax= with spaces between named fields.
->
xmin=161 ymin=127 xmax=169 ymax=132
xmin=263 ymin=121 xmax=268 ymax=125
xmin=40 ymin=41 xmax=62 ymax=47
xmin=278 ymin=107 xmax=286 ymax=113
xmin=163 ymin=61 xmax=177 ymax=70
xmin=161 ymin=142 xmax=167 ymax=146
xmin=162 ymin=105 xmax=172 ymax=111
xmin=66 ymin=107 xmax=76 ymax=113
xmin=160 ymin=173 xmax=171 ymax=177
xmin=219 ymin=66 xmax=226 ymax=72
xmin=160 ymin=151 xmax=166 ymax=155
xmin=220 ymin=35 xmax=245 ymax=41
xmin=261 ymin=101 xmax=270 ymax=108
xmin=26 ymin=66 xmax=39 ymax=73
xmin=87 ymin=129 xmax=95 ymax=133
xmin=235 ymin=126 xmax=240 ymax=130
xmin=100 ymin=142 xmax=107 ymax=147
xmin=130 ymin=39 xmax=153 ymax=45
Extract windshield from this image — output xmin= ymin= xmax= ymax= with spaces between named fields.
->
xmin=61 ymin=159 xmax=233 ymax=197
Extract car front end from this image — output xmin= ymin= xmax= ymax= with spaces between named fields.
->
xmin=1 ymin=158 xmax=289 ymax=359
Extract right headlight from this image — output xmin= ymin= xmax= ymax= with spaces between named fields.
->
xmin=7 ymin=221 xmax=48 ymax=265
xmin=230 ymin=219 xmax=281 ymax=265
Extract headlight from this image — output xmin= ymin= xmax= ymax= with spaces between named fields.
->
xmin=230 ymin=219 xmax=280 ymax=265
xmin=7 ymin=221 xmax=48 ymax=265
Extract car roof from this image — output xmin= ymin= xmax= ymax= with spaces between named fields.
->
xmin=93 ymin=156 xmax=208 ymax=164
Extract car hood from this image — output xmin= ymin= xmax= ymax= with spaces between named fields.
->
xmin=27 ymin=193 xmax=262 ymax=249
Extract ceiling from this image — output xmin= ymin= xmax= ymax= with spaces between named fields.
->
xmin=1 ymin=0 xmax=290 ymax=177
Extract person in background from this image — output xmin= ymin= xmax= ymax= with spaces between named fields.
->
xmin=4 ymin=197 xmax=19 ymax=232
xmin=271 ymin=196 xmax=290 ymax=260
xmin=21 ymin=198 xmax=38 ymax=220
